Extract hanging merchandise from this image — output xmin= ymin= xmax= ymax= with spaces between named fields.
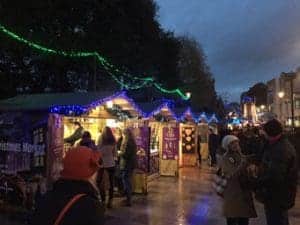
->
xmin=0 ymin=24 xmax=190 ymax=100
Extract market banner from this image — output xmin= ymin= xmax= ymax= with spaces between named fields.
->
xmin=131 ymin=126 xmax=150 ymax=173
xmin=181 ymin=126 xmax=196 ymax=154
xmin=162 ymin=127 xmax=179 ymax=160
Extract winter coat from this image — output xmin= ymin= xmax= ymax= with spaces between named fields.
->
xmin=219 ymin=150 xmax=257 ymax=218
xmin=256 ymin=136 xmax=298 ymax=210
xmin=31 ymin=179 xmax=104 ymax=225
xmin=119 ymin=139 xmax=137 ymax=171
xmin=99 ymin=144 xmax=117 ymax=168
xmin=64 ymin=127 xmax=84 ymax=146
xmin=209 ymin=133 xmax=219 ymax=152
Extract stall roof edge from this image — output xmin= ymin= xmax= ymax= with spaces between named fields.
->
xmin=0 ymin=91 xmax=119 ymax=111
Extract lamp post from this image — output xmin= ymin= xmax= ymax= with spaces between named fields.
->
xmin=290 ymin=78 xmax=295 ymax=133
xmin=278 ymin=86 xmax=295 ymax=133
xmin=278 ymin=91 xmax=285 ymax=124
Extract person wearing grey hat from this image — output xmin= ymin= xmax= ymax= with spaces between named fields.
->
xmin=215 ymin=135 xmax=257 ymax=225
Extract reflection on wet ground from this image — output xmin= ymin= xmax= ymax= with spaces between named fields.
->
xmin=1 ymin=166 xmax=300 ymax=224
xmin=106 ymin=166 xmax=300 ymax=225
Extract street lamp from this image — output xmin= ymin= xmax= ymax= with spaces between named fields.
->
xmin=278 ymin=91 xmax=285 ymax=99
xmin=260 ymin=105 xmax=266 ymax=110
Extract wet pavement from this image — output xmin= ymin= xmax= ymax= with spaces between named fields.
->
xmin=1 ymin=166 xmax=300 ymax=225
xmin=105 ymin=166 xmax=300 ymax=225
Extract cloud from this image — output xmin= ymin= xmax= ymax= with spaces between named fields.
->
xmin=156 ymin=0 xmax=300 ymax=101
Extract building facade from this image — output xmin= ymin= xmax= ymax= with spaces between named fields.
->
xmin=267 ymin=71 xmax=300 ymax=127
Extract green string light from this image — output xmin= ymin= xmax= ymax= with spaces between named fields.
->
xmin=0 ymin=23 xmax=190 ymax=100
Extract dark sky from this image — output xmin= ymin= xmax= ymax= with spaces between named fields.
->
xmin=156 ymin=0 xmax=300 ymax=101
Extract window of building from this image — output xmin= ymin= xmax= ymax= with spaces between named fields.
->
xmin=295 ymin=99 xmax=300 ymax=109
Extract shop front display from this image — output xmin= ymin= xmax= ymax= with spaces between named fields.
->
xmin=179 ymin=124 xmax=197 ymax=167
xmin=198 ymin=122 xmax=209 ymax=160
xmin=149 ymin=122 xmax=160 ymax=177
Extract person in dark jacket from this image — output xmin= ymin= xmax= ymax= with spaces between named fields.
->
xmin=31 ymin=146 xmax=104 ymax=225
xmin=119 ymin=128 xmax=137 ymax=206
xmin=64 ymin=122 xmax=84 ymax=146
xmin=251 ymin=119 xmax=298 ymax=225
xmin=208 ymin=128 xmax=220 ymax=166
xmin=78 ymin=131 xmax=97 ymax=151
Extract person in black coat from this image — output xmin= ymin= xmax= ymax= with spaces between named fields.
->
xmin=208 ymin=128 xmax=220 ymax=166
xmin=78 ymin=131 xmax=97 ymax=151
xmin=64 ymin=122 xmax=84 ymax=146
xmin=250 ymin=119 xmax=298 ymax=225
xmin=31 ymin=146 xmax=104 ymax=225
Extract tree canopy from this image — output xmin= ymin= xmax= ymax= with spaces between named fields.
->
xmin=0 ymin=0 xmax=223 ymax=115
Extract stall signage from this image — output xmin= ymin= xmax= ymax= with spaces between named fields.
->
xmin=132 ymin=127 xmax=150 ymax=173
xmin=162 ymin=127 xmax=179 ymax=160
xmin=0 ymin=142 xmax=45 ymax=153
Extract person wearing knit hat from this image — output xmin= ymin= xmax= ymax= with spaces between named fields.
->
xmin=263 ymin=119 xmax=283 ymax=138
xmin=215 ymin=135 xmax=257 ymax=225
xmin=221 ymin=135 xmax=239 ymax=152
xmin=32 ymin=146 xmax=104 ymax=225
xmin=251 ymin=119 xmax=298 ymax=225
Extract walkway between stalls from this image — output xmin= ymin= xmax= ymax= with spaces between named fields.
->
xmin=106 ymin=166 xmax=300 ymax=225
xmin=1 ymin=167 xmax=300 ymax=225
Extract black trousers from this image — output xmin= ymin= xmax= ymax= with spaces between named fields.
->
xmin=226 ymin=218 xmax=249 ymax=225
xmin=98 ymin=167 xmax=115 ymax=202
xmin=265 ymin=207 xmax=289 ymax=225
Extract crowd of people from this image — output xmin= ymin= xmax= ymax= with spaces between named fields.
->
xmin=31 ymin=125 xmax=138 ymax=225
xmin=213 ymin=119 xmax=298 ymax=225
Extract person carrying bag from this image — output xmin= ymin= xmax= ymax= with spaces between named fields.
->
xmin=31 ymin=146 xmax=104 ymax=225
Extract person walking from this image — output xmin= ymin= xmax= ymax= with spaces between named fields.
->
xmin=215 ymin=135 xmax=257 ymax=225
xmin=98 ymin=126 xmax=117 ymax=208
xmin=252 ymin=119 xmax=298 ymax=225
xmin=119 ymin=128 xmax=137 ymax=207
xmin=197 ymin=134 xmax=202 ymax=166
xmin=31 ymin=146 xmax=104 ymax=225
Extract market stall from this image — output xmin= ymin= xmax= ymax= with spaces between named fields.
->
xmin=0 ymin=91 xmax=147 ymax=210
xmin=146 ymin=103 xmax=180 ymax=177
xmin=177 ymin=108 xmax=199 ymax=167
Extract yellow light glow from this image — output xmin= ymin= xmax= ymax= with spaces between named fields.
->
xmin=106 ymin=100 xmax=113 ymax=108
xmin=278 ymin=91 xmax=285 ymax=98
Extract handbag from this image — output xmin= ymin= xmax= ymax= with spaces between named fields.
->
xmin=53 ymin=194 xmax=86 ymax=225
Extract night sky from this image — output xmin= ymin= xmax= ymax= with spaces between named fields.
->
xmin=156 ymin=0 xmax=300 ymax=101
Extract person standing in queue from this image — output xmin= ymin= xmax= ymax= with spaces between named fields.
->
xmin=31 ymin=146 xmax=104 ymax=225
xmin=98 ymin=126 xmax=117 ymax=208
xmin=119 ymin=128 xmax=137 ymax=207
xmin=78 ymin=131 xmax=97 ymax=151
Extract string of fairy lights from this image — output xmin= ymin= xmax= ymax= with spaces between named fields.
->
xmin=0 ymin=23 xmax=190 ymax=100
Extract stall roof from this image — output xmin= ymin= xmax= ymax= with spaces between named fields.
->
xmin=0 ymin=91 xmax=117 ymax=111
xmin=136 ymin=101 xmax=167 ymax=116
